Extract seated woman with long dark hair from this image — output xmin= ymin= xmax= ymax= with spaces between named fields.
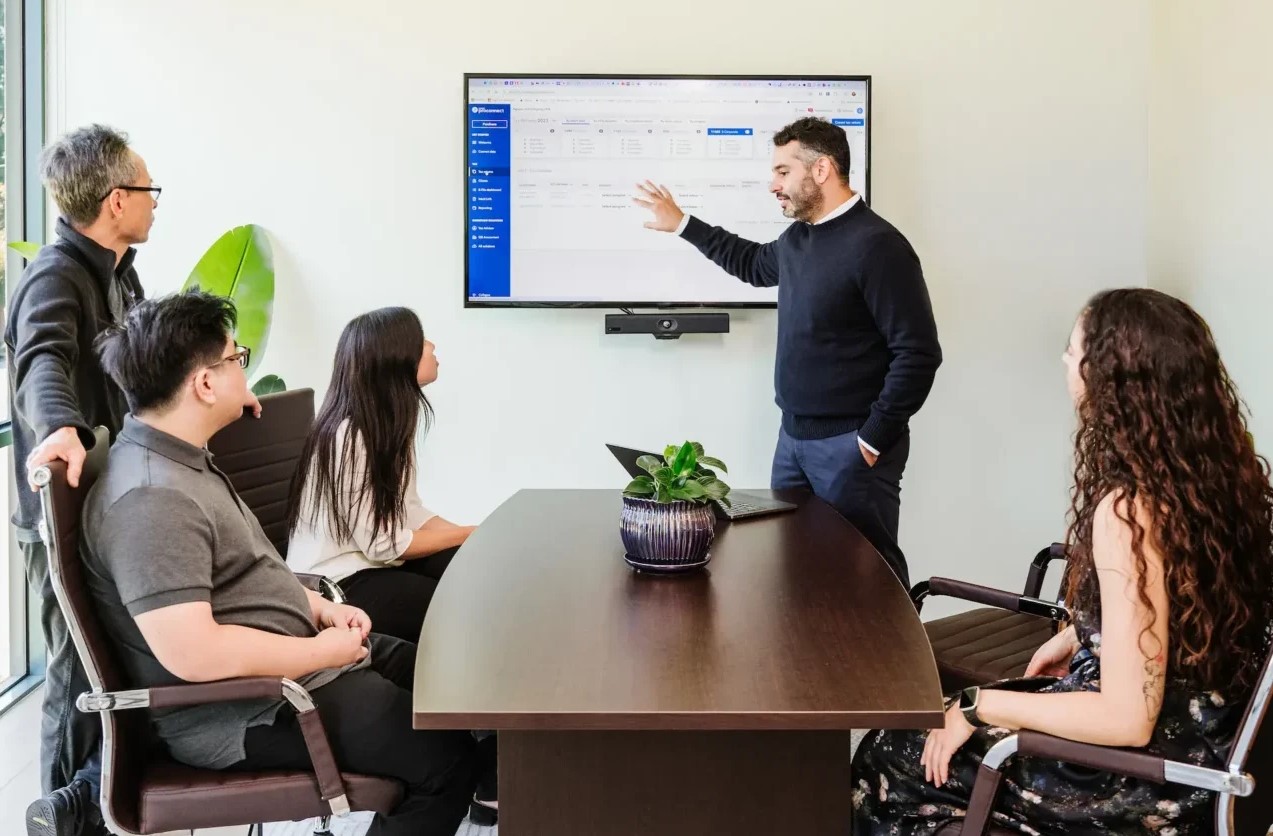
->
xmin=286 ymin=306 xmax=475 ymax=643
xmin=853 ymin=288 xmax=1273 ymax=834
xmin=286 ymin=307 xmax=496 ymax=825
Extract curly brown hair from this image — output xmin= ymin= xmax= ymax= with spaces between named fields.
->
xmin=1063 ymin=288 xmax=1273 ymax=695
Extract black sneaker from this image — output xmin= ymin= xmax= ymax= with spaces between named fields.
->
xmin=24 ymin=778 xmax=104 ymax=836
xmin=469 ymin=797 xmax=498 ymax=827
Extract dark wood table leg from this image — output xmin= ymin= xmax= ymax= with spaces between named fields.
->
xmin=500 ymin=730 xmax=854 ymax=835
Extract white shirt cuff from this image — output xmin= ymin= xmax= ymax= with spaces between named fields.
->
xmin=857 ymin=436 xmax=881 ymax=456
xmin=675 ymin=214 xmax=691 ymax=235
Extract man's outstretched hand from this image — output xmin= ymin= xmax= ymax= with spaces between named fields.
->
xmin=633 ymin=181 xmax=685 ymax=232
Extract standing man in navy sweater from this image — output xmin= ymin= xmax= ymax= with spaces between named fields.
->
xmin=635 ymin=117 xmax=941 ymax=586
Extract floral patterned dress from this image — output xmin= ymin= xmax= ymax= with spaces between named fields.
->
xmin=851 ymin=607 xmax=1244 ymax=835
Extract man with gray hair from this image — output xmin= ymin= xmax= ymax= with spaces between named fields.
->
xmin=5 ymin=124 xmax=156 ymax=836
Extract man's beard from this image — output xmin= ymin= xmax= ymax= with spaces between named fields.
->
xmin=778 ymin=174 xmax=825 ymax=222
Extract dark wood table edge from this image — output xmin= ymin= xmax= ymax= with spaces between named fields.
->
xmin=413 ymin=708 xmax=945 ymax=731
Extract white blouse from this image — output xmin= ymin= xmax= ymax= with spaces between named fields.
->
xmin=286 ymin=420 xmax=436 ymax=581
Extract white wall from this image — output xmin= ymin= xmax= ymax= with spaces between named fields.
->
xmin=49 ymin=0 xmax=1150 ymax=605
xmin=1149 ymin=1 xmax=1273 ymax=449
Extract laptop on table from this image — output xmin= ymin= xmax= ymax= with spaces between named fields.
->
xmin=606 ymin=444 xmax=798 ymax=521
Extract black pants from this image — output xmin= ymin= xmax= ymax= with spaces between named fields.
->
xmin=234 ymin=634 xmax=480 ymax=836
xmin=339 ymin=547 xmax=457 ymax=643
xmin=22 ymin=537 xmax=102 ymax=797
xmin=771 ymin=426 xmax=912 ymax=587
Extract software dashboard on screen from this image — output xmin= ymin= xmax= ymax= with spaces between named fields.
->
xmin=465 ymin=74 xmax=871 ymax=308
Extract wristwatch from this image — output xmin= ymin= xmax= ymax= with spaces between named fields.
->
xmin=958 ymin=686 xmax=989 ymax=728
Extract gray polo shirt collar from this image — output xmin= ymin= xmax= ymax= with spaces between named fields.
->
xmin=118 ymin=415 xmax=209 ymax=472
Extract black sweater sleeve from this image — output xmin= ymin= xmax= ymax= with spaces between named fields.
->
xmin=679 ymin=215 xmax=780 ymax=288
xmin=855 ymin=232 xmax=943 ymax=452
xmin=10 ymin=270 xmax=94 ymax=447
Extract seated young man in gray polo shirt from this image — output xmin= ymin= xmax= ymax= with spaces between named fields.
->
xmin=81 ymin=290 xmax=481 ymax=836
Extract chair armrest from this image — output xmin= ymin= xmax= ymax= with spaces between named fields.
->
xmin=153 ymin=676 xmax=288 ymax=709
xmin=1022 ymin=542 xmax=1068 ymax=598
xmin=294 ymin=572 xmax=347 ymax=604
xmin=1019 ymin=730 xmax=1253 ymax=794
xmin=76 ymin=677 xmax=352 ymax=817
xmin=911 ymin=577 xmax=1069 ymax=621
xmin=1019 ymin=730 xmax=1165 ymax=782
xmin=76 ymin=676 xmax=285 ymax=711
xmin=960 ymin=731 xmax=1254 ymax=835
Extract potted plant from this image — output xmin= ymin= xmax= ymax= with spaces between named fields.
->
xmin=181 ymin=224 xmax=286 ymax=395
xmin=620 ymin=441 xmax=731 ymax=573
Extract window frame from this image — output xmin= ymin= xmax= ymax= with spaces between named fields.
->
xmin=0 ymin=0 xmax=48 ymax=714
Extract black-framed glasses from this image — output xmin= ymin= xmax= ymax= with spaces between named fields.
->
xmin=97 ymin=184 xmax=162 ymax=202
xmin=213 ymin=346 xmax=251 ymax=370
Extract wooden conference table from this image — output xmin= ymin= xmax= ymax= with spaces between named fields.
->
xmin=412 ymin=489 xmax=943 ymax=835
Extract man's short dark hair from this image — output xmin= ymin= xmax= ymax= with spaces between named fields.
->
xmin=772 ymin=117 xmax=851 ymax=185
xmin=96 ymin=290 xmax=238 ymax=413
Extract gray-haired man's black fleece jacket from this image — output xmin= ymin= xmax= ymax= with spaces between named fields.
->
xmin=5 ymin=218 xmax=143 ymax=536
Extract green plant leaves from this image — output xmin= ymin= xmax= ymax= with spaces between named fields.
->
xmin=8 ymin=241 xmax=41 ymax=260
xmin=623 ymin=441 xmax=732 ymax=506
xmin=183 ymin=224 xmax=274 ymax=378
xmin=670 ymin=441 xmax=696 ymax=476
xmin=623 ymin=475 xmax=656 ymax=498
xmin=669 ymin=480 xmax=707 ymax=501
xmin=636 ymin=455 xmax=664 ymax=475
xmin=251 ymin=374 xmax=287 ymax=396
xmin=702 ymin=480 xmax=730 ymax=502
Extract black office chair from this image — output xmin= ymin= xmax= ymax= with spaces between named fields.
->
xmin=207 ymin=387 xmax=315 ymax=559
xmin=912 ymin=543 xmax=1069 ymax=692
xmin=207 ymin=387 xmax=346 ymax=604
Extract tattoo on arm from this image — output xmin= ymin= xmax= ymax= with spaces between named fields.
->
xmin=1143 ymin=652 xmax=1165 ymax=719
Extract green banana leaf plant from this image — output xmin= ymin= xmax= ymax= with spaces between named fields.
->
xmin=8 ymin=241 xmax=41 ymax=261
xmin=11 ymin=224 xmax=287 ymax=396
xmin=181 ymin=224 xmax=285 ymax=395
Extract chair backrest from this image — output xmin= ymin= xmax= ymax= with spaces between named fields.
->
xmin=36 ymin=427 xmax=150 ymax=836
xmin=207 ymin=388 xmax=316 ymax=557
xmin=1222 ymin=637 xmax=1273 ymax=835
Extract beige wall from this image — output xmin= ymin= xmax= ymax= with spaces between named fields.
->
xmin=1149 ymin=1 xmax=1273 ymax=449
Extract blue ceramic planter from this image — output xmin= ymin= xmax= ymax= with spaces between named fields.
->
xmin=620 ymin=496 xmax=716 ymax=573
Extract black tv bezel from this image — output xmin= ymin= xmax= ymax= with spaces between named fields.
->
xmin=463 ymin=72 xmax=873 ymax=310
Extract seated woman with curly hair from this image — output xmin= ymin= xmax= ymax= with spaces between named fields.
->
xmin=853 ymin=288 xmax=1273 ymax=834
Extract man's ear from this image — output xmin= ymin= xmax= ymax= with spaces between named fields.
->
xmin=190 ymin=368 xmax=216 ymax=406
xmin=813 ymin=156 xmax=832 ymax=185
xmin=106 ymin=191 xmax=126 ymax=220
